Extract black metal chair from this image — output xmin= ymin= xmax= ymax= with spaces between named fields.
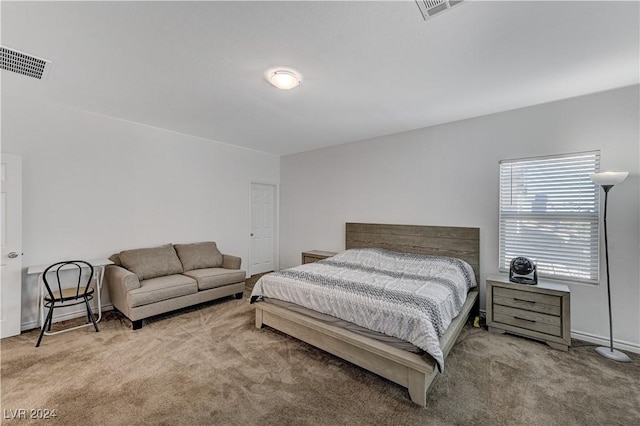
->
xmin=36 ymin=260 xmax=99 ymax=347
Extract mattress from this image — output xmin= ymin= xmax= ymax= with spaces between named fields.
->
xmin=262 ymin=297 xmax=422 ymax=353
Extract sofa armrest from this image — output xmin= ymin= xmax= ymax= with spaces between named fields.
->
xmin=105 ymin=265 xmax=141 ymax=292
xmin=222 ymin=254 xmax=242 ymax=270
xmin=105 ymin=265 xmax=141 ymax=317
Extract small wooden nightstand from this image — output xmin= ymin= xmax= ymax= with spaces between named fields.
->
xmin=486 ymin=274 xmax=571 ymax=351
xmin=301 ymin=250 xmax=337 ymax=264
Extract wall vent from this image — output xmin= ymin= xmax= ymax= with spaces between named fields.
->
xmin=415 ymin=0 xmax=466 ymax=20
xmin=0 ymin=46 xmax=52 ymax=80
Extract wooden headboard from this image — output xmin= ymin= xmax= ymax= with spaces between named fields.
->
xmin=345 ymin=223 xmax=480 ymax=283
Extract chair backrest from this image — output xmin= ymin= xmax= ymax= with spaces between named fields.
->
xmin=42 ymin=261 xmax=94 ymax=301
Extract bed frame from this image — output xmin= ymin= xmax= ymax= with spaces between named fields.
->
xmin=254 ymin=223 xmax=480 ymax=406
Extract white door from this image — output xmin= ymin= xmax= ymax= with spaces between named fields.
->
xmin=1 ymin=153 xmax=23 ymax=338
xmin=250 ymin=183 xmax=276 ymax=276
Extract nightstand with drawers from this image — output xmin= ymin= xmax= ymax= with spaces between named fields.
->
xmin=486 ymin=274 xmax=571 ymax=351
xmin=301 ymin=250 xmax=337 ymax=264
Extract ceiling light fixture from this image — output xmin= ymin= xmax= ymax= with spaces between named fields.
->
xmin=265 ymin=68 xmax=302 ymax=90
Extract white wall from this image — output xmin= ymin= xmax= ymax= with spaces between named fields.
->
xmin=280 ymin=86 xmax=640 ymax=352
xmin=2 ymin=96 xmax=279 ymax=330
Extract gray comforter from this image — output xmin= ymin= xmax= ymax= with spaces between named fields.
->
xmin=250 ymin=248 xmax=477 ymax=371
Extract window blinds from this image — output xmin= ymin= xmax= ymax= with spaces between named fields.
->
xmin=499 ymin=151 xmax=600 ymax=284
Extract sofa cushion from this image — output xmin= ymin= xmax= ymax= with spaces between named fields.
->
xmin=182 ymin=268 xmax=245 ymax=291
xmin=119 ymin=244 xmax=183 ymax=281
xmin=174 ymin=242 xmax=223 ymax=271
xmin=127 ymin=274 xmax=197 ymax=308
xmin=109 ymin=253 xmax=122 ymax=266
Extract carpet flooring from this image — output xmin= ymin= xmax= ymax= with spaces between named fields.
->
xmin=1 ymin=287 xmax=639 ymax=426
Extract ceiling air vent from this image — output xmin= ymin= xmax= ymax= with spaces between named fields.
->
xmin=0 ymin=46 xmax=52 ymax=80
xmin=415 ymin=0 xmax=466 ymax=20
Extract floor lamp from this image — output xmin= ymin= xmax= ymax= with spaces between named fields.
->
xmin=590 ymin=171 xmax=631 ymax=362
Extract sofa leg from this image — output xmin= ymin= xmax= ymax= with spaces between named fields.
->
xmin=132 ymin=320 xmax=143 ymax=330
xmin=235 ymin=292 xmax=243 ymax=299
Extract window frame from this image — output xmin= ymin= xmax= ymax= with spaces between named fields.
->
xmin=498 ymin=151 xmax=601 ymax=284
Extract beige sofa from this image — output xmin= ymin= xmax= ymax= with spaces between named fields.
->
xmin=105 ymin=242 xmax=245 ymax=329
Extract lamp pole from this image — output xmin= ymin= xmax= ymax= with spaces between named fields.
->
xmin=601 ymin=186 xmax=615 ymax=355
xmin=591 ymin=172 xmax=631 ymax=363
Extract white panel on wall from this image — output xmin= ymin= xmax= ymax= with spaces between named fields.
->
xmin=2 ymin=95 xmax=280 ymax=330
xmin=280 ymin=86 xmax=640 ymax=351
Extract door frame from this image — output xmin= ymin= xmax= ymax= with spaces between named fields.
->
xmin=248 ymin=181 xmax=279 ymax=277
xmin=1 ymin=153 xmax=23 ymax=338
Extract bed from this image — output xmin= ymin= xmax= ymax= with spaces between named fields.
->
xmin=251 ymin=223 xmax=480 ymax=406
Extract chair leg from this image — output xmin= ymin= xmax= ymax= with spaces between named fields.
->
xmin=36 ymin=307 xmax=54 ymax=347
xmin=85 ymin=298 xmax=99 ymax=332
xmin=36 ymin=326 xmax=45 ymax=348
xmin=45 ymin=305 xmax=54 ymax=331
xmin=47 ymin=306 xmax=54 ymax=331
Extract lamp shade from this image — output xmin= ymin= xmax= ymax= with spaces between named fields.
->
xmin=590 ymin=171 xmax=629 ymax=186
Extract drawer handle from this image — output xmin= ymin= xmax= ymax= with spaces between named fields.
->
xmin=514 ymin=298 xmax=536 ymax=304
xmin=514 ymin=316 xmax=536 ymax=323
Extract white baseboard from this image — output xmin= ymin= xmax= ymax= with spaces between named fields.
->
xmin=479 ymin=309 xmax=638 ymax=354
xmin=570 ymin=330 xmax=640 ymax=354
xmin=23 ymin=305 xmax=640 ymax=355
xmin=21 ymin=303 xmax=114 ymax=332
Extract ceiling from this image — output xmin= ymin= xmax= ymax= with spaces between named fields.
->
xmin=2 ymin=1 xmax=638 ymax=156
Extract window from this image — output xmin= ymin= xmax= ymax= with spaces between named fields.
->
xmin=499 ymin=151 xmax=600 ymax=284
